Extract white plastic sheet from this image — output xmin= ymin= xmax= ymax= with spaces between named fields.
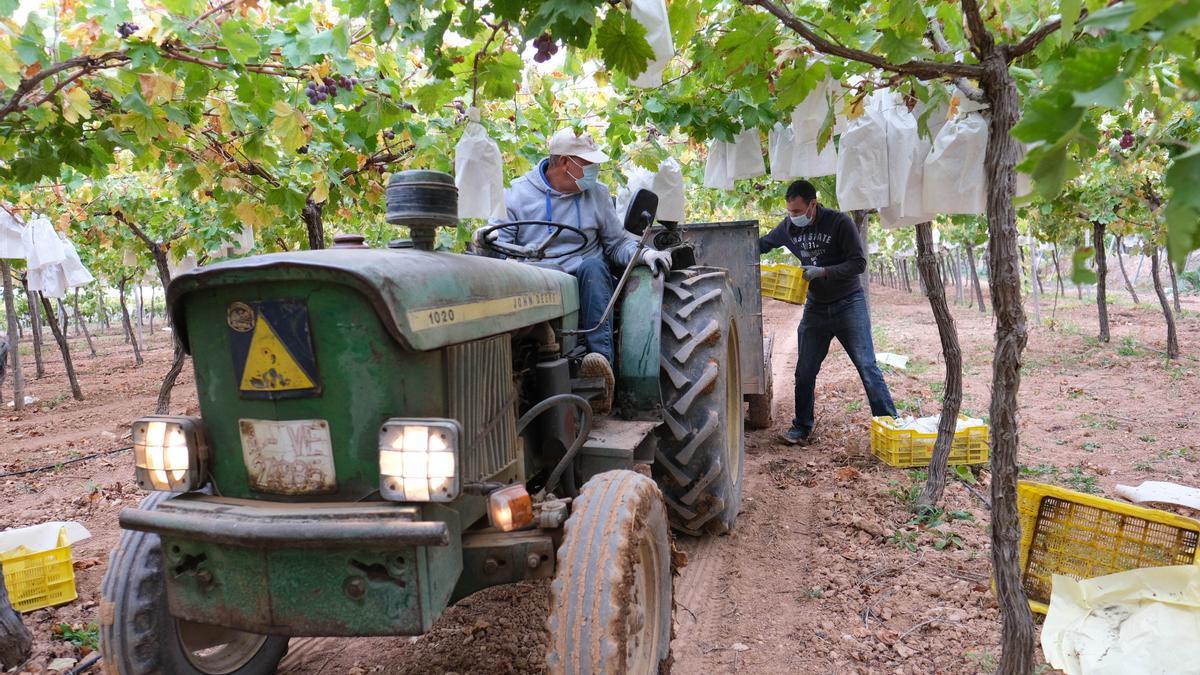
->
xmin=835 ymin=91 xmax=891 ymax=211
xmin=703 ymin=139 xmax=734 ymax=190
xmin=629 ymin=0 xmax=673 ymax=88
xmin=878 ymin=104 xmax=936 ymax=229
xmin=616 ymin=166 xmax=656 ymax=221
xmin=728 ymin=129 xmax=765 ymax=180
xmin=1042 ymin=566 xmax=1200 ymax=675
xmin=652 ymin=157 xmax=686 ymax=223
xmin=22 ymin=215 xmax=66 ymax=270
xmin=454 ymin=109 xmax=506 ymax=220
xmin=61 ymin=238 xmax=94 ymax=287
xmin=0 ymin=209 xmax=24 ymax=259
xmin=922 ymin=112 xmax=988 ymax=215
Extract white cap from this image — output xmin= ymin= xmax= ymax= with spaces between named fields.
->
xmin=548 ymin=128 xmax=610 ymax=163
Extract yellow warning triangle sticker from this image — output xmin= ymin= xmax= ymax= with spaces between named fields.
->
xmin=239 ymin=314 xmax=315 ymax=392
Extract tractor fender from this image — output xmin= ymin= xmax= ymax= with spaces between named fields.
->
xmin=615 ymin=266 xmax=664 ymax=419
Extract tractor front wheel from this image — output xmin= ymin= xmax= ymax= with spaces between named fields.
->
xmin=655 ymin=268 xmax=746 ymax=535
xmin=99 ymin=492 xmax=289 ymax=675
xmin=546 ymin=470 xmax=672 ymax=674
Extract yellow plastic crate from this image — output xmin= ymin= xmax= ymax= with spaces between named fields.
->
xmin=869 ymin=415 xmax=989 ymax=468
xmin=1017 ymin=481 xmax=1200 ymax=614
xmin=759 ymin=263 xmax=809 ymax=305
xmin=0 ymin=526 xmax=78 ymax=613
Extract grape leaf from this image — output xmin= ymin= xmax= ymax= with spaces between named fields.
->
xmin=1071 ymin=246 xmax=1098 ymax=284
xmin=476 ymin=50 xmax=523 ymax=100
xmin=1164 ymin=144 xmax=1200 ymax=268
xmin=220 ymin=20 xmax=261 ymax=63
xmin=62 ymin=87 xmax=93 ymax=124
xmin=270 ymin=101 xmax=312 ymax=152
xmin=668 ymin=0 xmax=701 ymax=49
xmin=1060 ymin=0 xmax=1082 ymax=41
xmin=714 ymin=13 xmax=778 ymax=77
xmin=1011 ymin=91 xmax=1082 ymax=144
xmin=596 ymin=10 xmax=656 ymax=79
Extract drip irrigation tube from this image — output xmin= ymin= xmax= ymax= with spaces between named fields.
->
xmin=0 ymin=446 xmax=131 ymax=479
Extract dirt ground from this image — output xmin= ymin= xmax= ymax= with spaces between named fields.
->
xmin=2 ymin=283 xmax=1198 ymax=673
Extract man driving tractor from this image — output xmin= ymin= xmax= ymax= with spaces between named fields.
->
xmin=475 ymin=128 xmax=672 ymax=413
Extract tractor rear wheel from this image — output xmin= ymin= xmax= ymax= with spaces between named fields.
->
xmin=99 ymin=492 xmax=289 ymax=675
xmin=655 ymin=267 xmax=746 ymax=535
xmin=546 ymin=470 xmax=672 ymax=675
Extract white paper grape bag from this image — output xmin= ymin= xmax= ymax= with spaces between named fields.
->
xmin=703 ymin=139 xmax=734 ymax=190
xmin=835 ymin=92 xmax=891 ymax=210
xmin=878 ymin=105 xmax=936 ymax=229
xmin=793 ymin=139 xmax=837 ymax=178
xmin=792 ymin=77 xmax=833 ymax=144
xmin=923 ymin=112 xmax=988 ymax=215
xmin=22 ymin=215 xmax=66 ymax=270
xmin=653 ymin=157 xmax=686 ymax=223
xmin=60 ymin=237 xmax=94 ymax=288
xmin=768 ymin=123 xmax=798 ymax=181
xmin=0 ymin=209 xmax=24 ymax=259
xmin=616 ymin=166 xmax=656 ymax=220
xmin=629 ymin=0 xmax=673 ymax=88
xmin=454 ymin=109 xmax=506 ymax=220
xmin=729 ymin=129 xmax=765 ymax=180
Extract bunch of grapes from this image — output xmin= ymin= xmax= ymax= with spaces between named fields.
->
xmin=1119 ymin=129 xmax=1135 ymax=150
xmin=532 ymin=34 xmax=558 ymax=63
xmin=304 ymin=75 xmax=359 ymax=105
xmin=117 ymin=22 xmax=139 ymax=39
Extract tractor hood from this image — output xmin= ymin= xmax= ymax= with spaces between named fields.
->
xmin=167 ymin=248 xmax=579 ymax=352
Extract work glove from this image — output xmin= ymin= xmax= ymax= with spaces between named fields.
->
xmin=801 ymin=265 xmax=826 ymax=281
xmin=640 ymin=249 xmax=673 ymax=276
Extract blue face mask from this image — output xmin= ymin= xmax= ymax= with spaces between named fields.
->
xmin=570 ymin=159 xmax=600 ymax=192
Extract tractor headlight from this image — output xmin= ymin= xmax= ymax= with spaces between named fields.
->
xmin=379 ymin=419 xmax=461 ymax=502
xmin=132 ymin=416 xmax=209 ymax=492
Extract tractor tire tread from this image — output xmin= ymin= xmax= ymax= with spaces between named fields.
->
xmin=653 ymin=267 xmax=746 ymax=536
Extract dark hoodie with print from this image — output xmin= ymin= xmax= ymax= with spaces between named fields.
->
xmin=758 ymin=204 xmax=867 ymax=304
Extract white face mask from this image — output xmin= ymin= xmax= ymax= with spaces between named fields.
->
xmin=786 ymin=202 xmax=814 ymax=228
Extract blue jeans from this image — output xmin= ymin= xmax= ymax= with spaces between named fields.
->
xmin=793 ymin=290 xmax=896 ymax=435
xmin=574 ymin=257 xmax=615 ymax=362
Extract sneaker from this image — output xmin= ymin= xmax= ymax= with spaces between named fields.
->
xmin=580 ymin=352 xmax=615 ymax=415
xmin=779 ymin=426 xmax=813 ymax=446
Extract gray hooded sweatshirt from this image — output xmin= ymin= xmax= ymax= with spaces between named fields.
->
xmin=492 ymin=159 xmax=640 ymax=274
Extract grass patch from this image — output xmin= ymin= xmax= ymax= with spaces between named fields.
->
xmin=1020 ymin=463 xmax=1059 ymax=477
xmin=1117 ymin=336 xmax=1140 ymax=357
xmin=845 ymin=400 xmax=863 ymax=413
xmin=1061 ymin=466 xmax=1100 ymax=494
xmin=1081 ymin=441 xmax=1101 ymax=452
xmin=54 ymin=622 xmax=99 ymax=652
xmin=1079 ymin=413 xmax=1119 ymax=431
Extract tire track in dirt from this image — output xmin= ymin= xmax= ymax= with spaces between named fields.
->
xmin=669 ymin=299 xmax=830 ymax=672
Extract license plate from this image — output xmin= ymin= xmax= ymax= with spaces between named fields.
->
xmin=238 ymin=418 xmax=337 ymax=495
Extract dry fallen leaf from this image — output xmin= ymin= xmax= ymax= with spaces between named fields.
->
xmin=836 ymin=466 xmax=862 ymax=482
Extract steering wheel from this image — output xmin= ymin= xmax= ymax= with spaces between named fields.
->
xmin=476 ymin=220 xmax=590 ymax=261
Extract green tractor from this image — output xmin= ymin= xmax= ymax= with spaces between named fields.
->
xmin=98 ymin=171 xmax=771 ymax=674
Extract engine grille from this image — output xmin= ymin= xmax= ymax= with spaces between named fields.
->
xmin=446 ymin=335 xmax=519 ymax=482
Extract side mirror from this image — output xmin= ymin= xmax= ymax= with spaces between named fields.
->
xmin=623 ymin=189 xmax=659 ymax=236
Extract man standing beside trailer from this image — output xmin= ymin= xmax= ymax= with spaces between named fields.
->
xmin=759 ymin=180 xmax=897 ymax=445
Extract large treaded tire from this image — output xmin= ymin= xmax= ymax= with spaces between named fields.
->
xmin=654 ymin=267 xmax=746 ymax=536
xmin=546 ymin=470 xmax=672 ymax=675
xmin=99 ymin=492 xmax=288 ymax=675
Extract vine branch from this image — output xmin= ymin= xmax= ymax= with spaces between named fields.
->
xmin=742 ymin=0 xmax=985 ymax=80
